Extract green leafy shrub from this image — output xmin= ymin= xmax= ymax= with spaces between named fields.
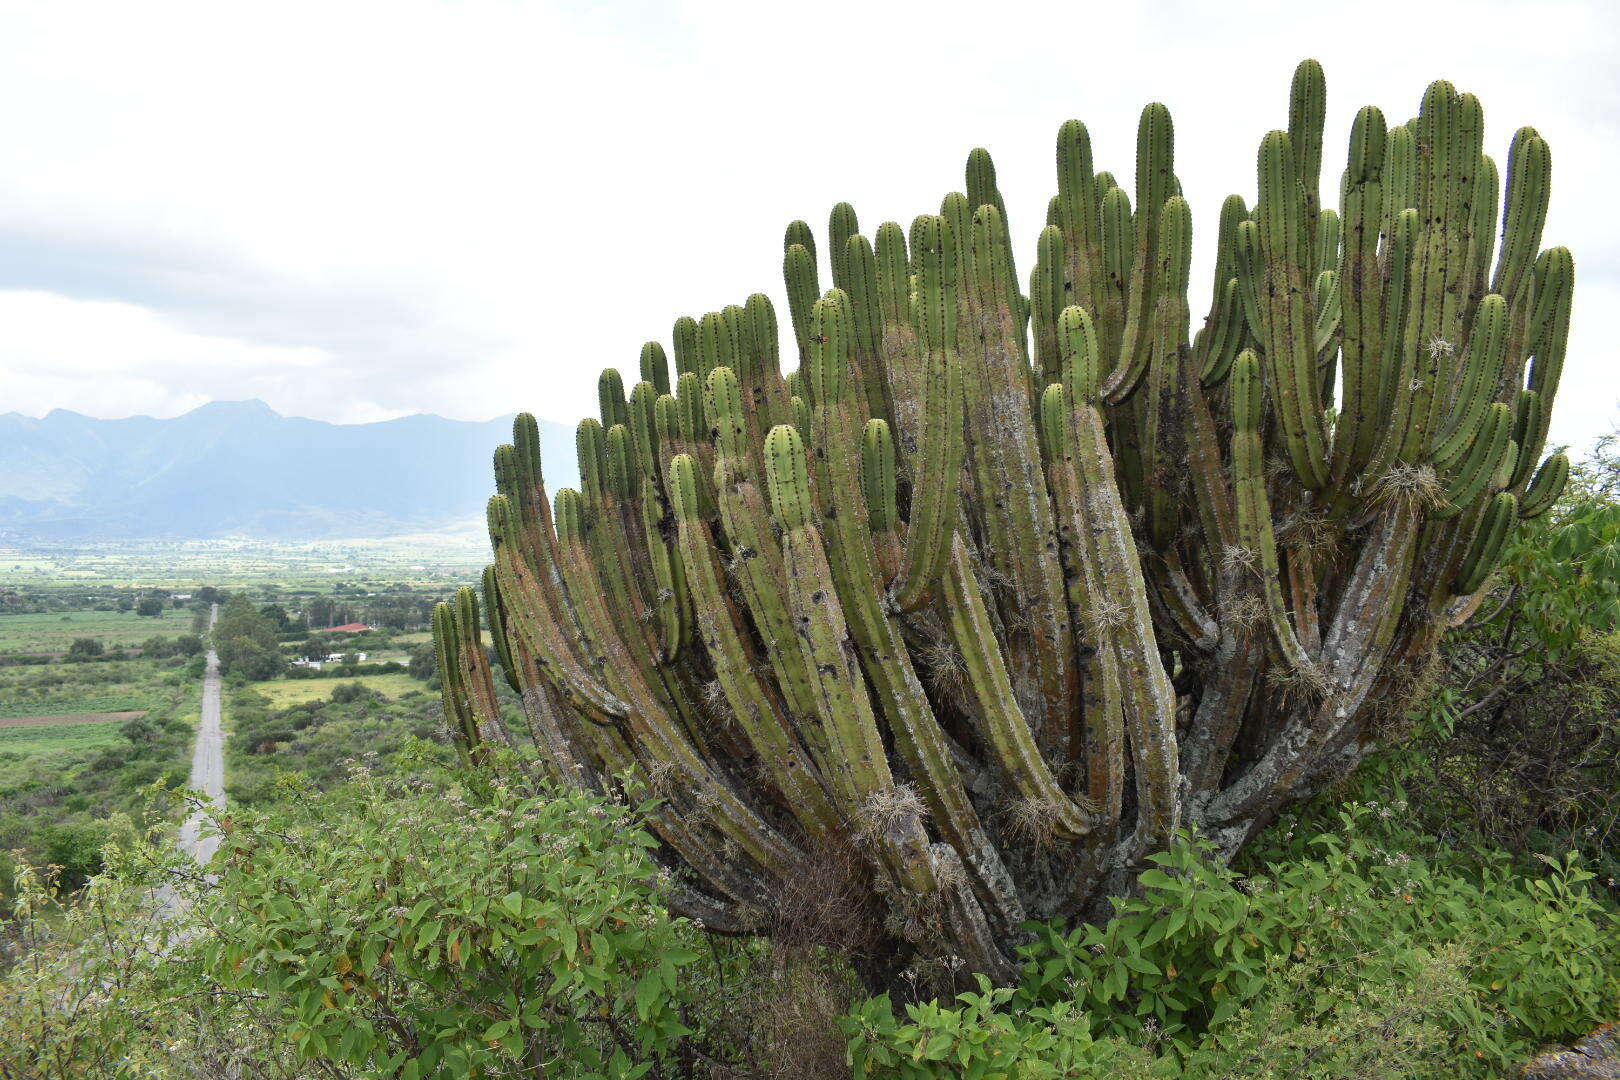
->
xmin=202 ymin=772 xmax=703 ymax=1079
xmin=844 ymin=806 xmax=1619 ymax=1079
xmin=1 ymin=819 xmax=303 ymax=1078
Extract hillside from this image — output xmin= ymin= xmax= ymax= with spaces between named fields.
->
xmin=0 ymin=400 xmax=577 ymax=540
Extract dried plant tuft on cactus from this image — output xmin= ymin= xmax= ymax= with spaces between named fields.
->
xmin=434 ymin=60 xmax=1573 ymax=986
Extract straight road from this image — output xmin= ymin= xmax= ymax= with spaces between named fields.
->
xmin=177 ymin=603 xmax=225 ymax=864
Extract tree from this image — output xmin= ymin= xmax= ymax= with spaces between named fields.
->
xmin=175 ymin=634 xmax=204 ymax=657
xmin=140 ymin=635 xmax=176 ymax=659
xmin=120 ymin=716 xmax=158 ymax=743
xmin=435 ymin=62 xmax=1576 ymax=984
xmin=306 ymin=597 xmax=335 ymax=628
xmin=215 ymin=595 xmax=282 ymax=678
xmin=300 ymin=635 xmax=327 ymax=662
xmin=135 ymin=596 xmax=164 ymax=618
xmin=408 ymin=642 xmax=436 ymax=681
xmin=66 ymin=638 xmax=103 ymax=661
xmin=258 ymin=604 xmax=290 ymax=633
xmin=222 ymin=638 xmax=285 ymax=681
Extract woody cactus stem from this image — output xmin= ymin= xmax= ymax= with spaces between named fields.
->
xmin=437 ymin=61 xmax=1575 ymax=985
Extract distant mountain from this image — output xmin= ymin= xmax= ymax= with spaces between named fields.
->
xmin=0 ymin=400 xmax=578 ymax=540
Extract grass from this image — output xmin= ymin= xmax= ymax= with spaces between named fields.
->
xmin=0 ymin=658 xmax=188 ymax=719
xmin=0 ymin=655 xmax=201 ymax=892
xmin=248 ymin=673 xmax=425 ymax=709
xmin=0 ymin=608 xmax=195 ymax=653
xmin=225 ymin=674 xmax=451 ymax=805
xmin=0 ymin=720 xmax=129 ymax=757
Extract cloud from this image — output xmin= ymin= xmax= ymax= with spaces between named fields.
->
xmin=0 ymin=0 xmax=1614 ymax=454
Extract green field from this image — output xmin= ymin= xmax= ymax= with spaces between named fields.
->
xmin=0 ymin=607 xmax=195 ymax=653
xmin=248 ymin=673 xmax=425 ymax=709
xmin=0 ymin=656 xmax=189 ymax=718
xmin=0 ymin=719 xmax=130 ymax=757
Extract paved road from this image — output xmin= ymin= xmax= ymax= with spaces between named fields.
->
xmin=177 ymin=603 xmax=225 ymax=865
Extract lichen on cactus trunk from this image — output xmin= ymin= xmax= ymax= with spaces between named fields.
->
xmin=434 ymin=59 xmax=1574 ymax=986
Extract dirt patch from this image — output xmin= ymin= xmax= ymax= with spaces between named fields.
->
xmin=0 ymin=710 xmax=148 ymax=728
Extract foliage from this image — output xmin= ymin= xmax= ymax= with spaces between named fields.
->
xmin=844 ymin=808 xmax=1619 ymax=1079
xmin=0 ymin=825 xmax=307 ymax=1079
xmin=0 ymin=656 xmax=197 ymax=893
xmin=200 ymin=773 xmax=702 ymax=1078
xmin=214 ymin=593 xmax=284 ymax=678
xmin=224 ymin=681 xmax=450 ymax=805
xmin=66 ymin=637 xmax=103 ymax=660
xmin=1380 ymin=479 xmax=1620 ymax=887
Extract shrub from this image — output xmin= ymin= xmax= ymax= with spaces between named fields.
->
xmin=843 ymin=806 xmax=1619 ymax=1079
xmin=202 ymin=772 xmax=703 ymax=1078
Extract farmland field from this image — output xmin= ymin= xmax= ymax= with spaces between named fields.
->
xmin=248 ymin=673 xmax=425 ymax=709
xmin=0 ymin=717 xmax=133 ymax=758
xmin=0 ymin=535 xmax=486 ymax=588
xmin=0 ymin=656 xmax=188 ymax=718
xmin=0 ymin=607 xmax=195 ymax=653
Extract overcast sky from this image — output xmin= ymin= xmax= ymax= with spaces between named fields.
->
xmin=1 ymin=0 xmax=1615 ymax=455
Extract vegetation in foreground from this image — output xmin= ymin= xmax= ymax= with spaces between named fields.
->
xmin=2 ymin=739 xmax=1615 ymax=1079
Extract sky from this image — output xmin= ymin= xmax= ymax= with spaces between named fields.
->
xmin=1 ymin=0 xmax=1616 ymax=455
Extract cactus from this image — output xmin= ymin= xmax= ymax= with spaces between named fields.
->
xmin=435 ymin=61 xmax=1574 ymax=985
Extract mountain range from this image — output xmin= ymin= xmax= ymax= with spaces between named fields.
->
xmin=0 ymin=400 xmax=579 ymax=540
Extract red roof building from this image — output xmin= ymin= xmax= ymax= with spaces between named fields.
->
xmin=320 ymin=623 xmax=372 ymax=634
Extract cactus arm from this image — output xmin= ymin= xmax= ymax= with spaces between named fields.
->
xmin=1433 ymin=402 xmax=1514 ymax=519
xmin=1518 ymin=454 xmax=1568 ymax=520
xmin=1244 ymin=130 xmax=1331 ymax=490
xmin=481 ymin=565 xmax=521 ymax=694
xmin=1101 ymin=102 xmax=1174 ymax=403
xmin=1288 ymin=59 xmax=1327 ymax=265
xmin=640 ymin=341 xmax=671 ymax=396
xmin=1140 ymin=195 xmax=1192 ymax=552
xmin=783 ymin=242 xmax=820 ymax=370
xmin=862 ymin=419 xmax=903 ymax=582
xmin=638 ymin=474 xmax=688 ymax=660
xmin=1031 ymin=225 xmax=1066 ymax=392
xmin=874 ymin=220 xmax=923 ymax=475
xmin=960 ymin=205 xmax=1079 ymax=757
xmin=431 ymin=601 xmax=480 ymax=762
xmin=486 ymin=493 xmax=629 ymax=724
xmin=552 ymin=488 xmax=808 ymax=886
xmin=1491 ymin=127 xmax=1550 ymax=303
xmin=762 ymin=424 xmax=939 ymax=896
xmin=803 ymin=294 xmax=1025 ymax=927
xmin=892 ymin=215 xmax=967 ymax=612
xmin=942 ymin=529 xmax=1098 ymax=838
xmin=1511 ymin=247 xmax=1572 ymax=488
xmin=1312 ymin=269 xmax=1341 ymax=356
xmin=667 ymin=453 xmax=839 ymax=837
xmin=1454 ymin=492 xmax=1518 ymax=595
xmin=1060 ymin=337 xmax=1180 ymax=850
xmin=706 ymin=369 xmax=819 ymax=703
xmin=838 ymin=232 xmax=892 ymax=428
xmin=1181 ymin=345 xmax=1237 ymax=554
xmin=1229 ymin=351 xmax=1317 ymax=677
xmin=1432 ymin=294 xmax=1510 ymax=468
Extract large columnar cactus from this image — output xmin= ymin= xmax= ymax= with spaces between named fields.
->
xmin=434 ymin=61 xmax=1573 ymax=982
